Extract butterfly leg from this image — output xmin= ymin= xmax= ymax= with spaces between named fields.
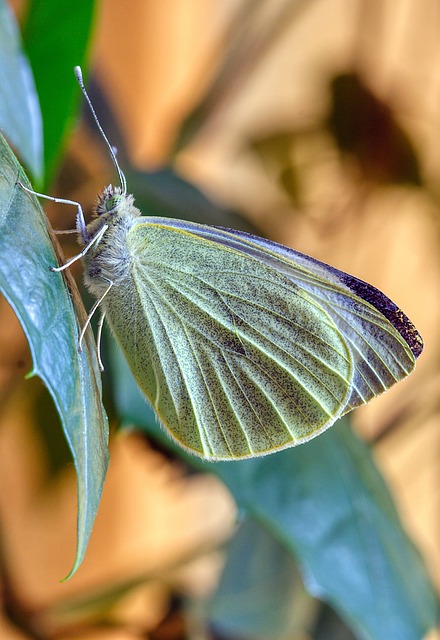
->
xmin=78 ymin=276 xmax=113 ymax=356
xmin=51 ymin=224 xmax=109 ymax=272
xmin=96 ymin=312 xmax=106 ymax=372
xmin=16 ymin=180 xmax=89 ymax=242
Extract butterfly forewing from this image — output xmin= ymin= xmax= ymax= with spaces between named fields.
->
xmin=140 ymin=219 xmax=420 ymax=417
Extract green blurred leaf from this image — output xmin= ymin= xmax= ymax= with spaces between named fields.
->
xmin=202 ymin=520 xmax=316 ymax=639
xmin=0 ymin=0 xmax=43 ymax=183
xmin=109 ymin=340 xmax=437 ymax=640
xmin=126 ymin=167 xmax=259 ymax=232
xmin=23 ymin=0 xmax=96 ymax=184
xmin=0 ymin=132 xmax=109 ymax=578
xmin=213 ymin=425 xmax=437 ymax=640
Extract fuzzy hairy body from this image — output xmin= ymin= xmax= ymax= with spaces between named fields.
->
xmin=82 ymin=191 xmax=141 ymax=299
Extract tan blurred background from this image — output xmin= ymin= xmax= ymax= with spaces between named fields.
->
xmin=0 ymin=0 xmax=439 ymax=637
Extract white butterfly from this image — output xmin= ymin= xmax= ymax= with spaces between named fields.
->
xmin=20 ymin=67 xmax=423 ymax=460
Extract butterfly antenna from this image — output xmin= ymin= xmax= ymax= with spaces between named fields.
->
xmin=74 ymin=66 xmax=127 ymax=195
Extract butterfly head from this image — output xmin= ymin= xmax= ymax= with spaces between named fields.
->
xmin=96 ymin=185 xmax=131 ymax=215
xmin=93 ymin=185 xmax=140 ymax=225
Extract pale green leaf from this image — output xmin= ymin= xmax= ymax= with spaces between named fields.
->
xmin=0 ymin=132 xmax=109 ymax=578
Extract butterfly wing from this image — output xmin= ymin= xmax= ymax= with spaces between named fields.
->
xmin=104 ymin=220 xmax=359 ymax=459
xmin=104 ymin=217 xmax=421 ymax=459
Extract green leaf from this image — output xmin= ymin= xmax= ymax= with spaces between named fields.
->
xmin=213 ymin=424 xmax=438 ymax=640
xmin=109 ymin=340 xmax=437 ymax=640
xmin=126 ymin=167 xmax=259 ymax=232
xmin=0 ymin=0 xmax=43 ymax=183
xmin=202 ymin=520 xmax=316 ymax=639
xmin=0 ymin=132 xmax=109 ymax=578
xmin=22 ymin=0 xmax=96 ymax=184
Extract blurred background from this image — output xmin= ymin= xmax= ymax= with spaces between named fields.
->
xmin=0 ymin=0 xmax=439 ymax=638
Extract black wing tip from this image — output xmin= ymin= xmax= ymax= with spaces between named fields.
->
xmin=339 ymin=274 xmax=424 ymax=359
xmin=393 ymin=308 xmax=424 ymax=358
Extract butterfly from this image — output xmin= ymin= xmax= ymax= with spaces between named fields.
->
xmin=21 ymin=67 xmax=423 ymax=461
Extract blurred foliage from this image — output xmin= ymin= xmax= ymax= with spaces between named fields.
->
xmin=22 ymin=0 xmax=96 ymax=187
xmin=327 ymin=72 xmax=422 ymax=187
xmin=0 ymin=1 xmax=438 ymax=639
xmin=247 ymin=71 xmax=423 ymax=212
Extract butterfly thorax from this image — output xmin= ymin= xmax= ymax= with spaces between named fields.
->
xmin=81 ymin=185 xmax=141 ymax=298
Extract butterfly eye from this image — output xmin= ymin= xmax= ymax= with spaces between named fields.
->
xmin=105 ymin=195 xmax=120 ymax=212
